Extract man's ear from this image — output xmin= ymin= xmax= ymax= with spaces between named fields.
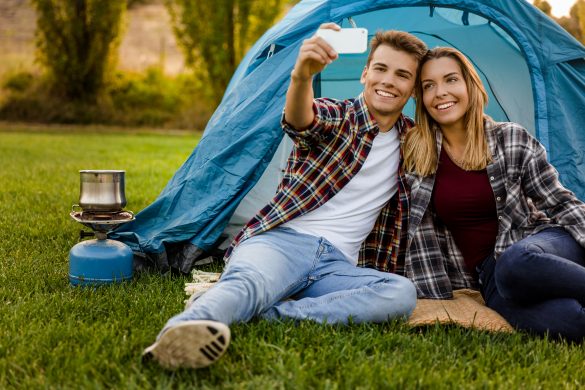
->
xmin=360 ymin=65 xmax=367 ymax=84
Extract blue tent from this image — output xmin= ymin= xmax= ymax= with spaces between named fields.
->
xmin=112 ymin=0 xmax=585 ymax=272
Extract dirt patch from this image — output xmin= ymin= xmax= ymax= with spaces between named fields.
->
xmin=118 ymin=3 xmax=185 ymax=74
xmin=0 ymin=0 xmax=185 ymax=76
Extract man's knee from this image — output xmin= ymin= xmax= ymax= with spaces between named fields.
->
xmin=222 ymin=262 xmax=264 ymax=285
xmin=377 ymin=276 xmax=417 ymax=319
xmin=395 ymin=277 xmax=418 ymax=314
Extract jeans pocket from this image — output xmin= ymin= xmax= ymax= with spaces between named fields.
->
xmin=317 ymin=238 xmax=335 ymax=255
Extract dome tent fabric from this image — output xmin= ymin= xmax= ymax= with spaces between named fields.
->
xmin=112 ymin=0 xmax=585 ymax=273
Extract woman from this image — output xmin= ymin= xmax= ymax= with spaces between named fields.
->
xmin=403 ymin=47 xmax=585 ymax=341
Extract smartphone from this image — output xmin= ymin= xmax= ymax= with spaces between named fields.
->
xmin=316 ymin=28 xmax=368 ymax=54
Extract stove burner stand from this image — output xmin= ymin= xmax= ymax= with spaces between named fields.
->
xmin=69 ymin=208 xmax=135 ymax=286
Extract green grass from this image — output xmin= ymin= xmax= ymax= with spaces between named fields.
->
xmin=1 ymin=125 xmax=584 ymax=389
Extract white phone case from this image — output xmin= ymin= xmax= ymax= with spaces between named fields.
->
xmin=316 ymin=28 xmax=368 ymax=54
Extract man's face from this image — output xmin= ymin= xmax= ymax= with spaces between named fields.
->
xmin=360 ymin=45 xmax=418 ymax=124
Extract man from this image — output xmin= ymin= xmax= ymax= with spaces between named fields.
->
xmin=143 ymin=24 xmax=427 ymax=370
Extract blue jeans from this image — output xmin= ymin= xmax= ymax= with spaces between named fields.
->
xmin=164 ymin=227 xmax=416 ymax=329
xmin=478 ymin=227 xmax=585 ymax=342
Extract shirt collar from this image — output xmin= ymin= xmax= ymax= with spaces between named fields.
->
xmin=355 ymin=93 xmax=409 ymax=136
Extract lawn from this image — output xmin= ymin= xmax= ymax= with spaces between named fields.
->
xmin=1 ymin=125 xmax=584 ymax=389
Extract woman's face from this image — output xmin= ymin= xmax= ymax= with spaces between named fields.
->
xmin=420 ymin=57 xmax=469 ymax=132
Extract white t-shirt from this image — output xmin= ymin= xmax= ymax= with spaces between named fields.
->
xmin=282 ymin=127 xmax=400 ymax=264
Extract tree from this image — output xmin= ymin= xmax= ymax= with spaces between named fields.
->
xmin=571 ymin=0 xmax=585 ymax=42
xmin=533 ymin=0 xmax=552 ymax=16
xmin=166 ymin=0 xmax=291 ymax=105
xmin=555 ymin=0 xmax=585 ymax=43
xmin=31 ymin=0 xmax=126 ymax=102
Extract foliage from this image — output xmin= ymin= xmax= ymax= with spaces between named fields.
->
xmin=2 ymin=71 xmax=34 ymax=93
xmin=31 ymin=0 xmax=126 ymax=102
xmin=0 ymin=127 xmax=585 ymax=388
xmin=166 ymin=0 xmax=290 ymax=104
xmin=0 ymin=68 xmax=213 ymax=129
xmin=569 ymin=0 xmax=585 ymax=43
xmin=533 ymin=0 xmax=552 ymax=16
xmin=533 ymin=0 xmax=585 ymax=45
xmin=108 ymin=68 xmax=212 ymax=128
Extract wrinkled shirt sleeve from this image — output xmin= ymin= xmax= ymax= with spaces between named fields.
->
xmin=519 ymin=126 xmax=585 ymax=238
xmin=281 ymin=98 xmax=346 ymax=149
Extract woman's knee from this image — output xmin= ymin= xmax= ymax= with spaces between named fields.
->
xmin=495 ymin=243 xmax=538 ymax=289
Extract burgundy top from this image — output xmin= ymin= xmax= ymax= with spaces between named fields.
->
xmin=432 ymin=148 xmax=498 ymax=277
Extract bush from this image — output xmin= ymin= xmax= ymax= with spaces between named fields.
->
xmin=108 ymin=67 xmax=212 ymax=128
xmin=3 ymin=71 xmax=35 ymax=93
xmin=111 ymin=68 xmax=183 ymax=112
xmin=0 ymin=68 xmax=214 ymax=129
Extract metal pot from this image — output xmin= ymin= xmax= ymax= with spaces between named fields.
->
xmin=78 ymin=170 xmax=127 ymax=212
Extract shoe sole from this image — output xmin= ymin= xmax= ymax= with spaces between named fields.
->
xmin=142 ymin=320 xmax=231 ymax=369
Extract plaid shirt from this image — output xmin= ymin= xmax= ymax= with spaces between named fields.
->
xmin=225 ymin=93 xmax=412 ymax=273
xmin=406 ymin=119 xmax=585 ymax=298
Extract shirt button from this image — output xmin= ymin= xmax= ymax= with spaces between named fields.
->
xmin=496 ymin=196 xmax=501 ymax=201
xmin=498 ymin=216 xmax=503 ymax=220
xmin=490 ymin=176 xmax=495 ymax=181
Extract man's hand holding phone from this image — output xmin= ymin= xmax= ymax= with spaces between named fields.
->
xmin=286 ymin=23 xmax=368 ymax=130
xmin=291 ymin=23 xmax=340 ymax=82
xmin=291 ymin=23 xmax=368 ymax=82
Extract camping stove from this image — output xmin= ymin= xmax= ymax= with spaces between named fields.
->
xmin=69 ymin=170 xmax=135 ymax=286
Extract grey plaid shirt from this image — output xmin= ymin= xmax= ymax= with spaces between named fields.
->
xmin=405 ymin=119 xmax=585 ymax=298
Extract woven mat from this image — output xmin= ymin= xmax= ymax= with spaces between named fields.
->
xmin=409 ymin=289 xmax=514 ymax=332
xmin=186 ymin=271 xmax=513 ymax=333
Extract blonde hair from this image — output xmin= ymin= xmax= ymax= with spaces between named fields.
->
xmin=403 ymin=47 xmax=491 ymax=176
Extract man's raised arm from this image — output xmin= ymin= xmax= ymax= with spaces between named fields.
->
xmin=284 ymin=23 xmax=340 ymax=130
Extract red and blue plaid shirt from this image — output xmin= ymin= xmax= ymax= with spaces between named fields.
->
xmin=224 ymin=93 xmax=412 ymax=273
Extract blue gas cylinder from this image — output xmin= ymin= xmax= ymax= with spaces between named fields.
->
xmin=69 ymin=239 xmax=133 ymax=286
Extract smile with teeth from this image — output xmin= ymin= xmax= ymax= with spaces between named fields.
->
xmin=436 ymin=102 xmax=456 ymax=110
xmin=376 ymin=89 xmax=396 ymax=98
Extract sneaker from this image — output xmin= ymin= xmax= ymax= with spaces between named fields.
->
xmin=142 ymin=320 xmax=231 ymax=369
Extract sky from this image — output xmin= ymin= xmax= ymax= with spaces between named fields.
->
xmin=532 ymin=0 xmax=576 ymax=17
